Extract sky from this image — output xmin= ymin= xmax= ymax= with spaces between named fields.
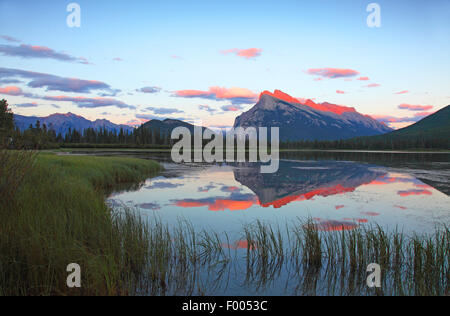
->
xmin=0 ymin=0 xmax=449 ymax=129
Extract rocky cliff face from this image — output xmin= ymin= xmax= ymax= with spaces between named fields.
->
xmin=233 ymin=90 xmax=392 ymax=141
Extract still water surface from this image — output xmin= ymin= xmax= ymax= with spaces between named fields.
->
xmin=100 ymin=151 xmax=450 ymax=295
xmin=107 ymin=151 xmax=450 ymax=235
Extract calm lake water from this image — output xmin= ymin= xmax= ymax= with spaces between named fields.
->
xmin=99 ymin=150 xmax=450 ymax=295
xmin=106 ymin=151 xmax=450 ymax=235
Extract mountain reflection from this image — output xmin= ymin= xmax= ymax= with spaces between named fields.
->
xmin=233 ymin=160 xmax=386 ymax=208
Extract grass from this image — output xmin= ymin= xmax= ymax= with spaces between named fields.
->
xmin=1 ymin=150 xmax=448 ymax=296
xmin=0 ymin=151 xmax=162 ymax=295
xmin=240 ymin=219 xmax=449 ymax=296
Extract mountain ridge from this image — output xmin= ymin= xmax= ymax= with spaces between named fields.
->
xmin=234 ymin=90 xmax=393 ymax=141
xmin=14 ymin=112 xmax=134 ymax=136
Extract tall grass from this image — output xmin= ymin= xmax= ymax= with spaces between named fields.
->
xmin=1 ymin=151 xmax=448 ymax=295
xmin=239 ymin=219 xmax=449 ymax=296
xmin=0 ymin=151 xmax=162 ymax=295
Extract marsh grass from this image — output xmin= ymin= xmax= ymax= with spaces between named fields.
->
xmin=0 ymin=151 xmax=162 ymax=295
xmin=0 ymin=150 xmax=448 ymax=296
xmin=238 ymin=219 xmax=449 ymax=296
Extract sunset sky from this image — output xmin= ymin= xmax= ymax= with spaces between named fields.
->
xmin=1 ymin=0 xmax=449 ymax=129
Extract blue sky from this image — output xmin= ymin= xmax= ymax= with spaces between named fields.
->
xmin=1 ymin=0 xmax=449 ymax=129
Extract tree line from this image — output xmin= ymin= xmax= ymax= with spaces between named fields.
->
xmin=1 ymin=99 xmax=448 ymax=150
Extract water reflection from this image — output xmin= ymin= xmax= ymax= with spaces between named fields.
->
xmin=233 ymin=160 xmax=385 ymax=208
xmin=108 ymin=157 xmax=449 ymax=234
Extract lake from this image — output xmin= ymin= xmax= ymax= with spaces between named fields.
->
xmin=99 ymin=150 xmax=449 ymax=295
xmin=105 ymin=151 xmax=450 ymax=235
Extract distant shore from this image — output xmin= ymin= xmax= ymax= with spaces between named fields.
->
xmin=51 ymin=147 xmax=450 ymax=154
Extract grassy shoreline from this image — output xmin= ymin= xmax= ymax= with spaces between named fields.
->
xmin=0 ymin=152 xmax=162 ymax=295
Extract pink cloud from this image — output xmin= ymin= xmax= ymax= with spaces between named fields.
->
xmin=336 ymin=90 xmax=346 ymax=94
xmin=174 ymin=86 xmax=257 ymax=104
xmin=221 ymin=48 xmax=263 ymax=59
xmin=357 ymin=76 xmax=370 ymax=81
xmin=221 ymin=104 xmax=244 ymax=112
xmin=0 ymin=85 xmax=23 ymax=96
xmin=395 ymin=90 xmax=409 ymax=94
xmin=365 ymin=83 xmax=381 ymax=88
xmin=306 ymin=68 xmax=359 ymax=79
xmin=398 ymin=104 xmax=434 ymax=111
xmin=414 ymin=111 xmax=435 ymax=117
xmin=398 ymin=189 xmax=432 ymax=197
xmin=361 ymin=212 xmax=380 ymax=217
xmin=370 ymin=115 xmax=422 ymax=124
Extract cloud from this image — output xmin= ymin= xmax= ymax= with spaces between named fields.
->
xmin=0 ymin=35 xmax=21 ymax=43
xmin=0 ymin=79 xmax=21 ymax=84
xmin=136 ymin=203 xmax=161 ymax=210
xmin=221 ymin=104 xmax=244 ymax=111
xmin=395 ymin=90 xmax=409 ymax=94
xmin=414 ymin=111 xmax=435 ymax=117
xmin=221 ymin=48 xmax=263 ymax=59
xmin=198 ymin=104 xmax=217 ymax=113
xmin=0 ymin=67 xmax=115 ymax=94
xmin=145 ymin=106 xmax=184 ymax=114
xmin=173 ymin=86 xmax=257 ymax=105
xmin=126 ymin=119 xmax=145 ymax=126
xmin=135 ymin=113 xmax=187 ymax=121
xmin=0 ymin=85 xmax=23 ymax=96
xmin=361 ymin=212 xmax=380 ymax=216
xmin=371 ymin=115 xmax=422 ymax=124
xmin=198 ymin=183 xmax=217 ymax=192
xmin=172 ymin=192 xmax=257 ymax=211
xmin=370 ymin=111 xmax=434 ymax=127
xmin=14 ymin=102 xmax=38 ymax=108
xmin=0 ymin=44 xmax=90 ymax=64
xmin=398 ymin=189 xmax=432 ymax=197
xmin=357 ymin=76 xmax=370 ymax=81
xmin=51 ymin=104 xmax=61 ymax=109
xmin=145 ymin=181 xmax=183 ymax=189
xmin=398 ymin=104 xmax=433 ymax=111
xmin=137 ymin=86 xmax=161 ymax=94
xmin=43 ymin=95 xmax=136 ymax=109
xmin=306 ymin=68 xmax=359 ymax=79
xmin=113 ymin=57 xmax=123 ymax=62
xmin=310 ymin=219 xmax=359 ymax=232
xmin=171 ymin=55 xmax=183 ymax=59
xmin=336 ymin=90 xmax=346 ymax=94
xmin=365 ymin=83 xmax=381 ymax=88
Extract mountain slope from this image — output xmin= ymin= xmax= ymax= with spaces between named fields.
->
xmin=138 ymin=118 xmax=211 ymax=135
xmin=14 ymin=113 xmax=133 ymax=136
xmin=233 ymin=90 xmax=392 ymax=141
xmin=384 ymin=105 xmax=450 ymax=139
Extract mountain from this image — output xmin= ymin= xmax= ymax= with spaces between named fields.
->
xmin=138 ymin=118 xmax=211 ymax=135
xmin=14 ymin=113 xmax=134 ymax=136
xmin=382 ymin=105 xmax=450 ymax=139
xmin=233 ymin=90 xmax=392 ymax=141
